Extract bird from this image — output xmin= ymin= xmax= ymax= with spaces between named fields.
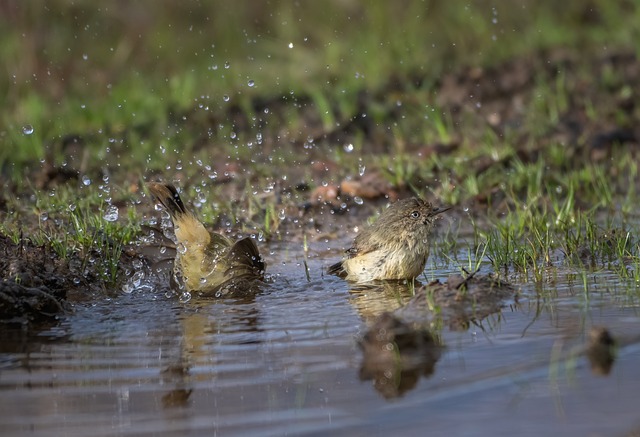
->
xmin=147 ymin=182 xmax=265 ymax=295
xmin=328 ymin=197 xmax=449 ymax=283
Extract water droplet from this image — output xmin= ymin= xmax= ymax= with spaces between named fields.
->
xmin=82 ymin=53 xmax=88 ymax=60
xmin=358 ymin=164 xmax=366 ymax=176
xmin=343 ymin=143 xmax=354 ymax=153
xmin=103 ymin=205 xmax=119 ymax=222
xmin=179 ymin=291 xmax=192 ymax=303
xmin=39 ymin=211 xmax=48 ymax=221
xmin=223 ymin=95 xmax=230 ymax=102
xmin=22 ymin=125 xmax=34 ymax=135
xmin=177 ymin=243 xmax=187 ymax=254
xmin=82 ymin=175 xmax=91 ymax=186
xmin=278 ymin=209 xmax=286 ymax=220
xmin=354 ymin=196 xmax=364 ymax=205
xmin=132 ymin=271 xmax=144 ymax=287
xmin=288 ymin=42 xmax=294 ymax=48
xmin=248 ymin=79 xmax=255 ymax=87
xmin=224 ymin=61 xmax=230 ymax=69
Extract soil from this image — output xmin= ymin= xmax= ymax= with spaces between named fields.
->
xmin=0 ymin=235 xmax=71 ymax=325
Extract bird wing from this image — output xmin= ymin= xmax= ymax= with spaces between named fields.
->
xmin=207 ymin=231 xmax=233 ymax=250
xmin=348 ymin=231 xmax=381 ymax=258
xmin=328 ymin=232 xmax=381 ymax=277
xmin=224 ymin=237 xmax=265 ymax=279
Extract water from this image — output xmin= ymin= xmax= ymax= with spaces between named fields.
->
xmin=1 ymin=243 xmax=640 ymax=436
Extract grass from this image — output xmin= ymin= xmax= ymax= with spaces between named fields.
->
xmin=2 ymin=1 xmax=640 ymax=296
xmin=3 ymin=183 xmax=139 ymax=286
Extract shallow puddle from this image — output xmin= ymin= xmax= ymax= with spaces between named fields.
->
xmin=1 ymin=242 xmax=640 ymax=436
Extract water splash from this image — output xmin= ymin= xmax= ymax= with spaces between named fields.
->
xmin=103 ymin=205 xmax=119 ymax=222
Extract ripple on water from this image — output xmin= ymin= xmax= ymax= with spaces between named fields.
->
xmin=1 ymin=247 xmax=640 ymax=436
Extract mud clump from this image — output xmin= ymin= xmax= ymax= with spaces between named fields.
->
xmin=0 ymin=235 xmax=71 ymax=325
xmin=398 ymin=273 xmax=517 ymax=331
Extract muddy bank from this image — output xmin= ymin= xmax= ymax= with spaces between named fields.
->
xmin=0 ymin=235 xmax=70 ymax=325
xmin=0 ymin=234 xmax=147 ymax=326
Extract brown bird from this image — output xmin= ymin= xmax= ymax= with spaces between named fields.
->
xmin=328 ymin=198 xmax=448 ymax=283
xmin=147 ymin=183 xmax=265 ymax=295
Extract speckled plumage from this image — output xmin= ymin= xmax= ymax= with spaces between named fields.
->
xmin=328 ymin=198 xmax=448 ymax=283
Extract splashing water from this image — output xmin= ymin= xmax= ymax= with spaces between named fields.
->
xmin=103 ymin=205 xmax=119 ymax=222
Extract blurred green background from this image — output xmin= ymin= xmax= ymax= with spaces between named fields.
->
xmin=1 ymin=0 xmax=638 ymax=170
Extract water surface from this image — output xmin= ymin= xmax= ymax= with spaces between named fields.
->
xmin=1 ymin=242 xmax=640 ymax=436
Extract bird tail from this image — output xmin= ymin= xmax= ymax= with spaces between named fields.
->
xmin=147 ymin=183 xmax=188 ymax=219
xmin=327 ymin=260 xmax=347 ymax=278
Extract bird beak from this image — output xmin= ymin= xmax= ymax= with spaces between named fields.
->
xmin=431 ymin=206 xmax=451 ymax=216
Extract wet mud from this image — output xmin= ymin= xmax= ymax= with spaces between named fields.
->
xmin=0 ymin=235 xmax=70 ymax=325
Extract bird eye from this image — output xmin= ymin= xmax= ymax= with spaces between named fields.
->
xmin=410 ymin=211 xmax=421 ymax=219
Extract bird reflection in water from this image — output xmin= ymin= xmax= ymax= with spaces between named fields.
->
xmin=352 ymin=273 xmax=516 ymax=398
xmin=358 ymin=312 xmax=442 ymax=399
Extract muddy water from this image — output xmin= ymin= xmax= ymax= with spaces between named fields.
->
xmin=1 ymin=242 xmax=640 ymax=437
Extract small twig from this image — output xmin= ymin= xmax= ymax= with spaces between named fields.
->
xmin=456 ymin=267 xmax=480 ymax=290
